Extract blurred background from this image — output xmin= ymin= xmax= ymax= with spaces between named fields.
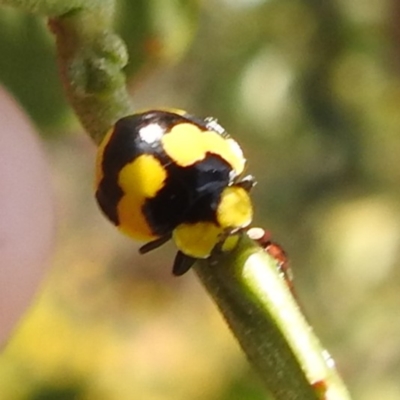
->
xmin=1 ymin=0 xmax=400 ymax=399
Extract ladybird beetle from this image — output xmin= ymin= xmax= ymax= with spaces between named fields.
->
xmin=95 ymin=109 xmax=255 ymax=275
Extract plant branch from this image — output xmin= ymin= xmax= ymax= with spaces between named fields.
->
xmin=0 ymin=0 xmax=84 ymax=15
xmin=195 ymin=235 xmax=352 ymax=400
xmin=1 ymin=0 xmax=134 ymax=143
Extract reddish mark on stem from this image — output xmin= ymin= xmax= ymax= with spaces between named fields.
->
xmin=246 ymin=227 xmax=293 ymax=291
xmin=311 ymin=379 xmax=328 ymax=400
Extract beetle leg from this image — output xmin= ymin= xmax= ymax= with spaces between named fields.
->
xmin=236 ymin=175 xmax=256 ymax=191
xmin=172 ymin=251 xmax=197 ymax=276
xmin=139 ymin=234 xmax=172 ymax=254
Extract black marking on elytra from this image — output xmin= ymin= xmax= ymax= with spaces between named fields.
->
xmin=143 ymin=154 xmax=232 ymax=236
xmin=95 ymin=183 xmax=123 ymax=225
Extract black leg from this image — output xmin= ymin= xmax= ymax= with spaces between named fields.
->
xmin=172 ymin=251 xmax=197 ymax=276
xmin=139 ymin=234 xmax=172 ymax=254
xmin=236 ymin=175 xmax=256 ymax=191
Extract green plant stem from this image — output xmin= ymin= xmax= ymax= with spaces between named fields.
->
xmin=49 ymin=12 xmax=133 ymax=144
xmin=195 ymin=235 xmax=352 ymax=400
xmin=1 ymin=0 xmax=134 ymax=143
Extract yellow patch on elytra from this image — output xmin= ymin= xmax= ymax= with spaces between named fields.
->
xmin=117 ymin=196 xmax=157 ymax=241
xmin=116 ymin=154 xmax=167 ymax=241
xmin=118 ymin=154 xmax=167 ymax=198
xmin=161 ymin=123 xmax=246 ymax=174
xmin=161 ymin=123 xmax=207 ymax=166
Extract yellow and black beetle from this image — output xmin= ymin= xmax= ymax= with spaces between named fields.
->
xmin=95 ymin=109 xmax=255 ymax=275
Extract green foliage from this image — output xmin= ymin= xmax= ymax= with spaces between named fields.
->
xmin=0 ymin=10 xmax=70 ymax=130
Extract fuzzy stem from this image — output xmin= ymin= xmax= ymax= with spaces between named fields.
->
xmin=1 ymin=0 xmax=134 ymax=143
xmin=0 ymin=0 xmax=85 ymax=15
